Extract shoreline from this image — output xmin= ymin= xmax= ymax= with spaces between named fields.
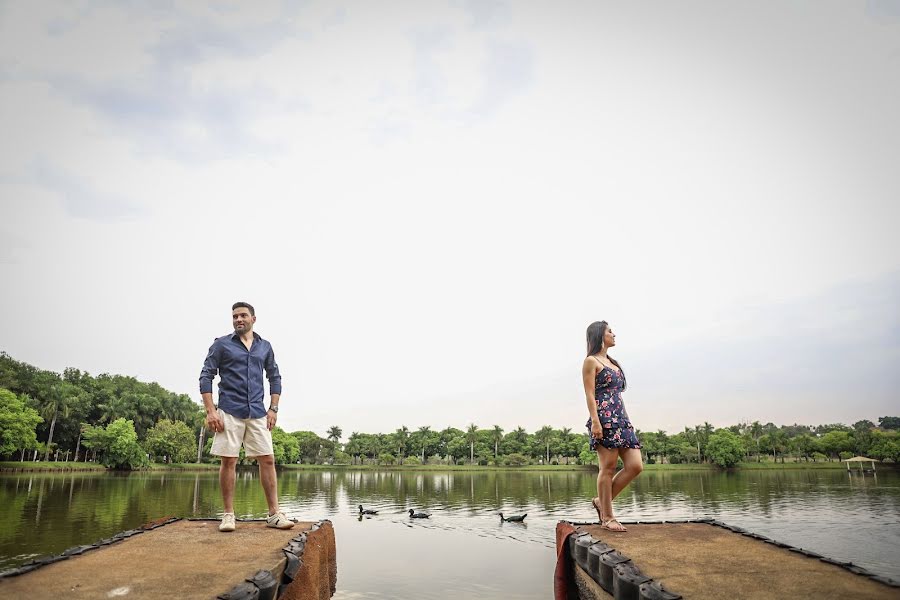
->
xmin=0 ymin=460 xmax=872 ymax=473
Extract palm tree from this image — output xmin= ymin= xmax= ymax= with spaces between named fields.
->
xmin=327 ymin=425 xmax=342 ymax=445
xmin=491 ymin=425 xmax=504 ymax=458
xmin=656 ymin=429 xmax=669 ymax=464
xmin=513 ymin=426 xmax=527 ymax=442
xmin=536 ymin=425 xmax=555 ymax=465
xmin=345 ymin=432 xmax=361 ymax=464
xmin=73 ymin=423 xmax=87 ymax=462
xmin=395 ymin=426 xmax=409 ymax=464
xmin=327 ymin=426 xmax=343 ymax=461
xmin=559 ymin=427 xmax=572 ymax=464
xmin=417 ymin=425 xmax=431 ymax=462
xmin=750 ymin=421 xmax=763 ymax=462
xmin=465 ymin=423 xmax=479 ymax=464
xmin=37 ymin=381 xmax=71 ymax=462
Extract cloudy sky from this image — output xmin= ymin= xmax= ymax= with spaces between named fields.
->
xmin=1 ymin=1 xmax=898 ymax=439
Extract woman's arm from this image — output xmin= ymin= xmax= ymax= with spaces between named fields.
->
xmin=583 ymin=357 xmax=601 ymax=436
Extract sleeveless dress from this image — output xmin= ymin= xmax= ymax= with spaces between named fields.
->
xmin=586 ymin=364 xmax=641 ymax=450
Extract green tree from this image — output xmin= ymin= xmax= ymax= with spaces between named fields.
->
xmin=465 ymin=423 xmax=479 ymax=464
xmin=82 ymin=418 xmax=148 ymax=469
xmin=446 ymin=434 xmax=469 ymax=463
xmin=0 ymin=388 xmax=43 ymax=458
xmin=272 ymin=427 xmax=299 ymax=464
xmin=438 ymin=427 xmax=463 ymax=463
xmin=771 ymin=429 xmax=789 ymax=463
xmin=326 ymin=425 xmax=342 ymax=461
xmin=641 ymin=431 xmax=660 ymax=464
xmin=327 ymin=425 xmax=342 ymax=446
xmin=878 ymin=416 xmax=900 ymax=430
xmin=558 ymin=427 xmax=576 ymax=464
xmin=656 ymin=430 xmax=670 ymax=464
xmin=291 ymin=431 xmax=325 ymax=464
xmin=32 ymin=373 xmax=71 ymax=461
xmin=535 ymin=425 xmax=555 ymax=464
xmin=393 ymin=426 xmax=409 ymax=464
xmin=491 ymin=425 xmax=504 ymax=459
xmin=345 ymin=432 xmax=362 ymax=464
xmin=749 ymin=421 xmax=763 ymax=462
xmin=793 ymin=434 xmax=817 ymax=462
xmin=852 ymin=420 xmax=875 ymax=456
xmin=412 ymin=426 xmax=436 ymax=462
xmin=869 ymin=430 xmax=900 ymax=462
xmin=706 ymin=430 xmax=745 ymax=468
xmin=144 ymin=419 xmax=196 ymax=463
xmin=819 ymin=430 xmax=853 ymax=460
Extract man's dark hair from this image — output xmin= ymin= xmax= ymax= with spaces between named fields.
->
xmin=232 ymin=301 xmax=255 ymax=316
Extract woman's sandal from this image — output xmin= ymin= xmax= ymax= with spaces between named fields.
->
xmin=591 ymin=497 xmax=603 ymax=521
xmin=592 ymin=498 xmax=627 ymax=531
xmin=600 ymin=518 xmax=627 ymax=532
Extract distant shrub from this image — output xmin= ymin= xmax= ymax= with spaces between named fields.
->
xmin=403 ymin=456 xmax=421 ymax=466
xmin=503 ymin=453 xmax=529 ymax=466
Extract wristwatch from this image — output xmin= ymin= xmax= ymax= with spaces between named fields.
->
xmin=269 ymin=405 xmax=279 ymax=413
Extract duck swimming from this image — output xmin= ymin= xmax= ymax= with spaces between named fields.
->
xmin=359 ymin=505 xmax=378 ymax=515
xmin=408 ymin=509 xmax=431 ymax=519
xmin=500 ymin=513 xmax=527 ymax=522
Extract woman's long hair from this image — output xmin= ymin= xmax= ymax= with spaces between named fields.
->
xmin=586 ymin=321 xmax=626 ymax=389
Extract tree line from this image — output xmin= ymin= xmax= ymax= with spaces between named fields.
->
xmin=1 ymin=352 xmax=897 ymax=469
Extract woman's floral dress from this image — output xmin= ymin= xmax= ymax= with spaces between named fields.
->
xmin=586 ymin=364 xmax=641 ymax=450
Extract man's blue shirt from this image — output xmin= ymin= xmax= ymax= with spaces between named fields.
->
xmin=199 ymin=331 xmax=282 ymax=419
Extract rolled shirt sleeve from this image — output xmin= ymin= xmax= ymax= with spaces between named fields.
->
xmin=265 ymin=347 xmax=282 ymax=395
xmin=199 ymin=341 xmax=221 ymax=394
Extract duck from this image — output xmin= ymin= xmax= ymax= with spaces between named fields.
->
xmin=408 ymin=509 xmax=431 ymax=519
xmin=500 ymin=513 xmax=527 ymax=523
xmin=358 ymin=505 xmax=378 ymax=515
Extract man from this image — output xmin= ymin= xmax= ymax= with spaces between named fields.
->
xmin=199 ymin=301 xmax=294 ymax=532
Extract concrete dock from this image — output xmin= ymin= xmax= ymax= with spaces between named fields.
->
xmin=0 ymin=517 xmax=336 ymax=599
xmin=558 ymin=520 xmax=899 ymax=600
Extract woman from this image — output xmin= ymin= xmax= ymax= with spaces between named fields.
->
xmin=583 ymin=321 xmax=643 ymax=531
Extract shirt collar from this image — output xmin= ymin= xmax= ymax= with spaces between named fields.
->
xmin=231 ymin=331 xmax=262 ymax=342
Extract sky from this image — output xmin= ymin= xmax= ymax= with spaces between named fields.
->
xmin=1 ymin=1 xmax=898 ymax=440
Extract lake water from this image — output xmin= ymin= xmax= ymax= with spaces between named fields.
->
xmin=1 ymin=467 xmax=898 ymax=598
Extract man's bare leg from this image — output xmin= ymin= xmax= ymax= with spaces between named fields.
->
xmin=257 ymin=454 xmax=280 ymax=514
xmin=220 ymin=456 xmax=237 ymax=513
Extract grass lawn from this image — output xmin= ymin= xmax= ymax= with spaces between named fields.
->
xmin=146 ymin=463 xmax=219 ymax=470
xmin=736 ymin=460 xmax=849 ymax=469
xmin=0 ymin=461 xmax=107 ymax=471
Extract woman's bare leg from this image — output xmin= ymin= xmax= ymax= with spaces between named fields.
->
xmin=595 ymin=446 xmax=625 ymax=530
xmin=611 ymin=448 xmax=643 ymax=499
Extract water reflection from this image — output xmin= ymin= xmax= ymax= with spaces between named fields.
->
xmin=1 ymin=468 xmax=898 ymax=597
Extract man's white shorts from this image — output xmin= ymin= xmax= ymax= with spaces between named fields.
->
xmin=210 ymin=409 xmax=274 ymax=458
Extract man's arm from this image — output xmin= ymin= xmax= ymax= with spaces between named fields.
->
xmin=264 ymin=345 xmax=282 ymax=431
xmin=266 ymin=393 xmax=280 ymax=431
xmin=200 ymin=342 xmax=223 ymax=432
xmin=203 ymin=392 xmax=223 ymax=432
